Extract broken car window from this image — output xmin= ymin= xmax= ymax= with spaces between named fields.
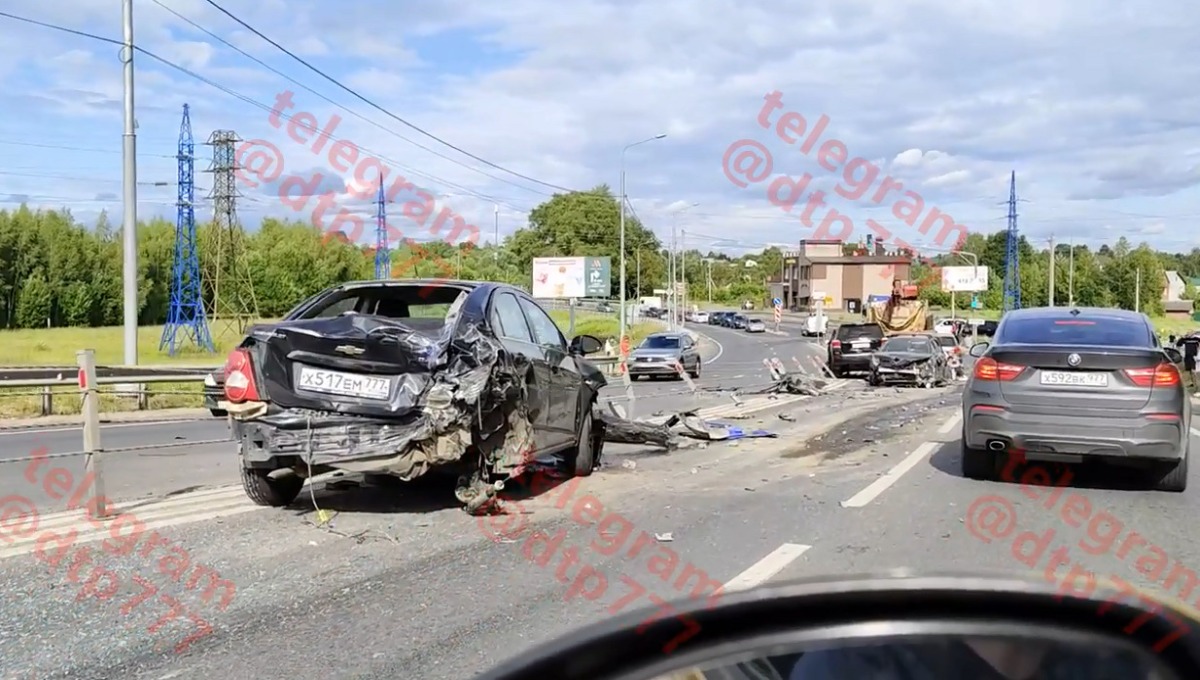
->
xmin=311 ymin=295 xmax=361 ymax=318
xmin=491 ymin=292 xmax=534 ymax=343
xmin=518 ymin=297 xmax=565 ymax=349
xmin=881 ymin=338 xmax=932 ymax=354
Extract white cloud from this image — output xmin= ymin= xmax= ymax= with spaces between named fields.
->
xmin=3 ymin=0 xmax=1200 ymax=256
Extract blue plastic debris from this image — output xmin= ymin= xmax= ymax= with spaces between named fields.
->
xmin=705 ymin=421 xmax=777 ymax=440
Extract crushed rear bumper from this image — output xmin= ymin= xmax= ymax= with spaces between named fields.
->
xmin=964 ymin=408 xmax=1185 ymax=461
xmin=233 ymin=410 xmax=434 ymax=468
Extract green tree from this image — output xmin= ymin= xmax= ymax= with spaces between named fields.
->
xmin=512 ymin=187 xmax=664 ymax=298
xmin=15 ymin=268 xmax=51 ymax=328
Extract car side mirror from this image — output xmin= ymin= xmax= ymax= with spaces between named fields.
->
xmin=1165 ymin=347 xmax=1184 ymax=364
xmin=569 ymin=334 xmax=603 ymax=355
xmin=968 ymin=342 xmax=990 ymax=357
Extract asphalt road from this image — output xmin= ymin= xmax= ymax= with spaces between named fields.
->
xmin=0 ymin=324 xmax=967 ymax=679
xmin=7 ymin=358 xmax=1198 ymax=679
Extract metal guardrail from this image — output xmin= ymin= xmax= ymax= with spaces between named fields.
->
xmin=0 ymin=354 xmax=628 ymax=417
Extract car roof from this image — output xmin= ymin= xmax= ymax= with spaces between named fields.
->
xmin=1003 ymin=306 xmax=1146 ymax=322
xmin=339 ymin=278 xmax=483 ymax=290
xmin=647 ymin=331 xmax=688 ymax=339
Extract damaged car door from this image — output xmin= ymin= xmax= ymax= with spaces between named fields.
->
xmin=488 ymin=291 xmax=556 ymax=452
xmin=517 ymin=296 xmax=579 ymax=447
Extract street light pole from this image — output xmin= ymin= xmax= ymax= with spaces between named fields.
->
xmin=1068 ymin=237 xmax=1075 ymax=306
xmin=671 ymin=202 xmax=699 ymax=328
xmin=121 ymin=0 xmax=139 ymax=366
xmin=618 ymin=134 xmax=667 ymax=344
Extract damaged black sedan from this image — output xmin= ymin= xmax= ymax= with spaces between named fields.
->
xmin=220 ymin=279 xmax=608 ymax=513
xmin=866 ymin=333 xmax=953 ymax=388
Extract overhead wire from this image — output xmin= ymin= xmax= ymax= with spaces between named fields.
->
xmin=199 ymin=0 xmax=575 ymax=194
xmin=0 ymin=10 xmax=536 ymax=216
xmin=0 ymin=170 xmax=175 ymax=186
xmin=0 ymin=139 xmax=177 ymax=159
xmin=148 ymin=0 xmax=555 ymax=199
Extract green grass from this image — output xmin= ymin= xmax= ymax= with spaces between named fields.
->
xmin=0 ymin=312 xmax=659 ymax=418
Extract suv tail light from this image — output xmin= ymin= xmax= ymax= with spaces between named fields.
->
xmin=973 ymin=357 xmax=1024 ymax=381
xmin=830 ymin=339 xmax=842 ymax=350
xmin=223 ymin=348 xmax=261 ymax=403
xmin=1124 ymin=363 xmax=1180 ymax=388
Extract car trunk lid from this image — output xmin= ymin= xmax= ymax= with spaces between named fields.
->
xmin=991 ymin=344 xmax=1161 ymax=412
xmin=253 ymin=315 xmax=449 ymax=416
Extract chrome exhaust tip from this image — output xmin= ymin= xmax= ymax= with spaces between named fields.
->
xmin=987 ymin=440 xmax=1007 ymax=451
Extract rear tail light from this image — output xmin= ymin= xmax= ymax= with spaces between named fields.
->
xmin=830 ymin=339 xmax=841 ymax=350
xmin=973 ymin=357 xmax=1024 ymax=381
xmin=223 ymin=348 xmax=261 ymax=403
xmin=1124 ymin=363 xmax=1180 ymax=388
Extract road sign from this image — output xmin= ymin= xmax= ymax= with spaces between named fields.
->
xmin=823 ymin=296 xmax=833 ymax=305
xmin=970 ymin=296 xmax=980 ymax=309
xmin=941 ymin=266 xmax=990 ymax=292
xmin=774 ymin=306 xmax=782 ymax=323
xmin=531 ymin=256 xmax=611 ymax=298
xmin=772 ymin=297 xmax=781 ymax=307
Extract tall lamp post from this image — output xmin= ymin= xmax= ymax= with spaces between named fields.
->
xmin=619 ymin=134 xmax=667 ymax=345
xmin=670 ymin=202 xmax=699 ymax=329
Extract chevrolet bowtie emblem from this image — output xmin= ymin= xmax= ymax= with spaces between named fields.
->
xmin=334 ymin=345 xmax=365 ymax=356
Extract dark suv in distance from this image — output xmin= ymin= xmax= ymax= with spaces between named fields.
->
xmin=828 ymin=322 xmax=886 ymax=377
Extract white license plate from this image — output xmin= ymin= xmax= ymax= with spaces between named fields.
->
xmin=851 ymin=340 xmax=869 ymax=348
xmin=297 ymin=366 xmax=392 ymax=399
xmin=1040 ymin=371 xmax=1108 ymax=387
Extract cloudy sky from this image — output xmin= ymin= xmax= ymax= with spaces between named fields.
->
xmin=2 ymin=0 xmax=1199 ymax=258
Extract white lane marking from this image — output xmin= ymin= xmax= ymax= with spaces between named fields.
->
xmin=841 ymin=440 xmax=938 ymax=508
xmin=1191 ymin=428 xmax=1200 ymax=438
xmin=704 ymin=335 xmax=724 ymax=365
xmin=723 ymin=543 xmax=811 ymax=592
xmin=0 ymin=485 xmax=263 ymax=560
xmin=0 ymin=419 xmax=211 ymax=437
xmin=938 ymin=411 xmax=963 ymax=435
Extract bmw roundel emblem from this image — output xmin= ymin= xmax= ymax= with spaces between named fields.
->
xmin=1067 ymin=353 xmax=1081 ymax=367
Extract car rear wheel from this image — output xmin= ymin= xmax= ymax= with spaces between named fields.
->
xmin=572 ymin=411 xmax=596 ymax=477
xmin=690 ymin=360 xmax=701 ymax=379
xmin=1153 ymin=446 xmax=1189 ymax=493
xmin=960 ymin=437 xmax=999 ymax=481
xmin=240 ymin=467 xmax=304 ymax=506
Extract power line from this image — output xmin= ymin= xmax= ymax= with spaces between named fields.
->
xmin=148 ymin=0 xmax=554 ymax=198
xmin=0 ymin=10 xmax=536 ymax=216
xmin=199 ymin=0 xmax=574 ymax=194
xmin=0 ymin=170 xmax=175 ymax=186
xmin=0 ymin=139 xmax=176 ymax=158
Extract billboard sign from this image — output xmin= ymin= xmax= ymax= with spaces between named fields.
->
xmin=940 ymin=266 xmax=989 ymax=292
xmin=532 ymin=256 xmax=611 ymax=298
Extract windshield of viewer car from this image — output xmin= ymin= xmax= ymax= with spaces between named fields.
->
xmin=641 ymin=336 xmax=681 ymax=349
xmin=997 ymin=318 xmax=1151 ymax=347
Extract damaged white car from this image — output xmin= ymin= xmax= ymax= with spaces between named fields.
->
xmin=220 ymin=279 xmax=609 ymax=514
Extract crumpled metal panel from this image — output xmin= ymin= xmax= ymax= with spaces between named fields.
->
xmin=241 ymin=312 xmax=536 ymax=477
xmin=876 ymin=352 xmax=934 ymax=370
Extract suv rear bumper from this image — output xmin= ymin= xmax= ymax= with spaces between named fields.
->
xmin=964 ymin=408 xmax=1185 ymax=461
xmin=831 ymin=353 xmax=872 ymax=370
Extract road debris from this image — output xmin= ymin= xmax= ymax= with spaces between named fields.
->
xmin=594 ymin=409 xmax=778 ymax=450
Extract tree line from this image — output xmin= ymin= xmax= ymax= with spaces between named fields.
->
xmin=0 ymin=188 xmax=1196 ymax=330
